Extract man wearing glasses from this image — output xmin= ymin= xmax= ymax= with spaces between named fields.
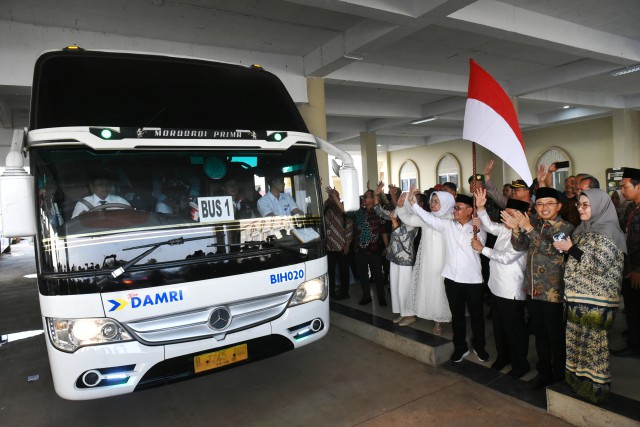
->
xmin=508 ymin=187 xmax=575 ymax=389
xmin=408 ymin=191 xmax=488 ymax=364
xmin=613 ymin=167 xmax=640 ymax=358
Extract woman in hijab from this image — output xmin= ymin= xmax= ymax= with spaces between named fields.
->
xmin=553 ymin=188 xmax=626 ymax=403
xmin=396 ymin=189 xmax=455 ymax=333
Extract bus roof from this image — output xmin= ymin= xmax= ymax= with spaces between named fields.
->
xmin=29 ymin=49 xmax=308 ymax=133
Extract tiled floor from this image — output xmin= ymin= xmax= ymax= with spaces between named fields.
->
xmin=333 ymin=279 xmax=640 ymax=404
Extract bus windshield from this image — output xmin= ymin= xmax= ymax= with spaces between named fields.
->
xmin=33 ymin=147 xmax=323 ymax=275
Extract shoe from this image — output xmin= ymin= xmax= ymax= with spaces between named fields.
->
xmin=507 ymin=368 xmax=530 ymax=379
xmin=378 ymin=298 xmax=387 ymax=307
xmin=473 ymin=348 xmax=490 ymax=362
xmin=450 ymin=349 xmax=470 ymax=363
xmin=610 ymin=347 xmax=640 ymax=358
xmin=526 ymin=375 xmax=552 ymax=390
xmin=399 ymin=316 xmax=417 ymax=327
xmin=432 ymin=322 xmax=442 ymax=335
xmin=358 ymin=297 xmax=372 ymax=306
xmin=393 ymin=316 xmax=404 ymax=324
xmin=491 ymin=360 xmax=509 ymax=371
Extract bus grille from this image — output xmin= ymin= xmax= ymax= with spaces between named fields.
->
xmin=124 ymin=291 xmax=293 ymax=344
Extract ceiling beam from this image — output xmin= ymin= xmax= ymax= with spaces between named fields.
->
xmin=303 ymin=0 xmax=476 ymax=76
xmin=326 ymin=62 xmax=468 ymax=94
xmin=326 ymin=98 xmax=420 ymax=118
xmin=448 ymin=0 xmax=640 ymax=65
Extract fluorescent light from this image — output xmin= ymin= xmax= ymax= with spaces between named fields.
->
xmin=610 ymin=64 xmax=640 ymax=77
xmin=563 ymin=105 xmax=570 ymax=109
xmin=411 ymin=116 xmax=438 ymax=125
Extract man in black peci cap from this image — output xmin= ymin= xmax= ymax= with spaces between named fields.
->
xmin=613 ymin=167 xmax=640 ymax=358
xmin=407 ymin=189 xmax=489 ymax=364
xmin=507 ymin=187 xmax=575 ymax=389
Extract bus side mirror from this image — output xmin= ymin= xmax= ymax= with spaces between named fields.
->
xmin=0 ymin=174 xmax=37 ymax=237
xmin=338 ymin=166 xmax=359 ymax=212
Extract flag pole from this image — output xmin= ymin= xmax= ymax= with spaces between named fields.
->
xmin=472 ymin=141 xmax=478 ymax=238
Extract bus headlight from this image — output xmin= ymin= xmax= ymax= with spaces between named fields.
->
xmin=46 ymin=318 xmax=133 ymax=353
xmin=288 ymin=274 xmax=328 ymax=307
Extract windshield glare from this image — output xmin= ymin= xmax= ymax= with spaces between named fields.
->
xmin=34 ymin=148 xmax=322 ymax=273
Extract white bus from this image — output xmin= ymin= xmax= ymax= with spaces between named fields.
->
xmin=0 ymin=47 xmax=358 ymax=400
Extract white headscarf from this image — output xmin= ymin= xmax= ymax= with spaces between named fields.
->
xmin=430 ymin=191 xmax=455 ymax=218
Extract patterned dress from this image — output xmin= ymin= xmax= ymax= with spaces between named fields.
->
xmin=563 ymin=232 xmax=624 ymax=403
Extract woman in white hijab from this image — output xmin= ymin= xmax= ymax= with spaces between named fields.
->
xmin=554 ymin=188 xmax=626 ymax=403
xmin=396 ymin=189 xmax=455 ymax=333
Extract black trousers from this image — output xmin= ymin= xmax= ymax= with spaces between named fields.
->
xmin=355 ymin=250 xmax=385 ymax=302
xmin=492 ymin=294 xmax=529 ymax=372
xmin=622 ymin=278 xmax=640 ymax=352
xmin=527 ymin=298 xmax=565 ymax=382
xmin=444 ymin=278 xmax=485 ymax=353
xmin=327 ymin=250 xmax=350 ymax=296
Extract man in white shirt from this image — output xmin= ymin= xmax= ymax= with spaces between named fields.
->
xmin=472 ymin=188 xmax=530 ymax=378
xmin=71 ymin=174 xmax=130 ymax=218
xmin=409 ymin=191 xmax=488 ymax=363
xmin=257 ymin=176 xmax=303 ymax=217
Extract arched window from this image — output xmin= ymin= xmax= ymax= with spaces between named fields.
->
xmin=399 ymin=160 xmax=419 ymax=191
xmin=536 ymin=148 xmax=571 ymax=191
xmin=436 ymin=154 xmax=460 ymax=187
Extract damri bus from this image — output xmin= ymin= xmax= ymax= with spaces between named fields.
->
xmin=0 ymin=47 xmax=359 ymax=400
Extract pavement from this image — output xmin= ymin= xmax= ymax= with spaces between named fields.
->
xmin=0 ymin=241 xmax=574 ymax=427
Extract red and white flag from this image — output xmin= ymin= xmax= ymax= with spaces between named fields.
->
xmin=463 ymin=59 xmax=533 ymax=186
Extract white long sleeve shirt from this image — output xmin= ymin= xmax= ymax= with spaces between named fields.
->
xmin=477 ymin=209 xmax=527 ymax=300
xmin=410 ymin=203 xmax=486 ymax=284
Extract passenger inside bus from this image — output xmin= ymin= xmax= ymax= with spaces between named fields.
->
xmin=257 ymin=175 xmax=303 ymax=217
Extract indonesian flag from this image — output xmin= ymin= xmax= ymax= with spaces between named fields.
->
xmin=463 ymin=59 xmax=533 ymax=186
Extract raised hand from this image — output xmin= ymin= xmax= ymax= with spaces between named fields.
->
xmin=397 ymin=191 xmax=407 ymax=207
xmin=500 ymin=210 xmax=519 ymax=230
xmin=375 ymin=181 xmax=385 ymax=194
xmin=483 ymin=160 xmax=494 ymax=179
xmin=474 ymin=187 xmax=487 ymax=209
xmin=512 ymin=210 xmax=532 ymax=230
xmin=537 ymin=164 xmax=548 ymax=187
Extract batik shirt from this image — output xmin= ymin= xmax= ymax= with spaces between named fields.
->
xmin=374 ymin=204 xmax=417 ymax=266
xmin=622 ymin=202 xmax=640 ymax=274
xmin=511 ymin=215 xmax=575 ymax=302
xmin=324 ymin=201 xmax=353 ymax=252
xmin=349 ymin=207 xmax=386 ymax=255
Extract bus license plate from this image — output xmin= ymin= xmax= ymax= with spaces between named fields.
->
xmin=193 ymin=343 xmax=248 ymax=374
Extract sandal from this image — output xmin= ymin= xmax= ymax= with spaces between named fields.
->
xmin=393 ymin=316 xmax=404 ymax=324
xmin=433 ymin=322 xmax=442 ymax=335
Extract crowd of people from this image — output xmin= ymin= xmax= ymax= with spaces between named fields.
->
xmin=324 ymin=161 xmax=640 ymax=404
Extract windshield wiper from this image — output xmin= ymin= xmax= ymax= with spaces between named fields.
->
xmin=97 ymin=236 xmax=210 ymax=289
xmin=259 ymin=235 xmax=309 ymax=258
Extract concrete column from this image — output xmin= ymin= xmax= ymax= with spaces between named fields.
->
xmin=385 ymin=152 xmax=392 ymax=186
xmin=297 ymin=78 xmax=329 ymax=190
xmin=360 ymin=132 xmax=378 ymax=192
xmin=612 ymin=109 xmax=640 ymax=168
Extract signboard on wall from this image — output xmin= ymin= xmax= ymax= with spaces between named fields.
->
xmin=606 ymin=167 xmax=624 ymax=194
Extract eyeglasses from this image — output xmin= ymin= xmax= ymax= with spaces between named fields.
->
xmin=534 ymin=202 xmax=558 ymax=208
xmin=453 ymin=205 xmax=467 ymax=211
xmin=575 ymin=202 xmax=591 ymax=209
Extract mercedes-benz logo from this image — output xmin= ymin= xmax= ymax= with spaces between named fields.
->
xmin=208 ymin=306 xmax=232 ymax=331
